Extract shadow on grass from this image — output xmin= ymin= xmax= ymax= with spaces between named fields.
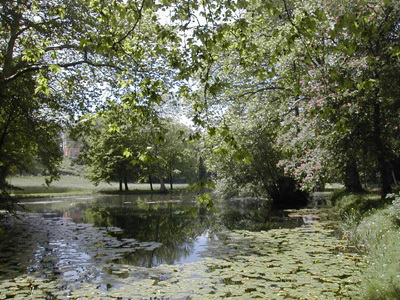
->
xmin=331 ymin=189 xmax=386 ymax=215
xmin=98 ymin=188 xmax=188 ymax=195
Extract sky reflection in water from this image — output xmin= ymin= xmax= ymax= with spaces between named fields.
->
xmin=18 ymin=193 xmax=301 ymax=269
xmin=0 ymin=193 xmax=303 ymax=288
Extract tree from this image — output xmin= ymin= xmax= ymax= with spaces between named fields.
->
xmin=75 ymin=104 xmax=197 ymax=192
xmin=273 ymin=0 xmax=400 ymax=198
xmin=180 ymin=0 xmax=400 ymax=199
xmin=156 ymin=119 xmax=197 ymax=190
xmin=168 ymin=0 xmax=310 ymax=207
xmin=204 ymin=104 xmax=308 ymax=209
xmin=0 ymin=76 xmax=62 ymax=209
xmin=75 ymin=103 xmax=150 ymax=191
xmin=0 ymin=0 xmax=184 ymax=205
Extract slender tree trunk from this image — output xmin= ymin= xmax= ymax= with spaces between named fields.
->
xmin=119 ymin=179 xmax=123 ymax=192
xmin=124 ymin=176 xmax=129 ymax=191
xmin=169 ymin=172 xmax=173 ymax=190
xmin=154 ymin=145 xmax=168 ymax=193
xmin=392 ymin=170 xmax=397 ymax=186
xmin=344 ymin=155 xmax=363 ymax=193
xmin=0 ymin=166 xmax=9 ymax=193
xmin=197 ymin=155 xmax=207 ymax=188
xmin=149 ymin=175 xmax=154 ymax=191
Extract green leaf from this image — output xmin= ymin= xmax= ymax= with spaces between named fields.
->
xmin=196 ymin=193 xmax=214 ymax=207
xmin=123 ymin=148 xmax=133 ymax=158
xmin=49 ymin=65 xmax=61 ymax=73
xmin=35 ymin=74 xmax=50 ymax=96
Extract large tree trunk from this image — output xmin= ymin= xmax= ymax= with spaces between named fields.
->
xmin=156 ymin=162 xmax=168 ymax=193
xmin=3 ymin=11 xmax=21 ymax=79
xmin=373 ymin=102 xmax=392 ymax=198
xmin=197 ymin=156 xmax=207 ymax=188
xmin=344 ymin=155 xmax=363 ymax=193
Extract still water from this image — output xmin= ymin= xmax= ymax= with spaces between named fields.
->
xmin=9 ymin=193 xmax=300 ymax=268
xmin=0 ymin=192 xmax=365 ymax=299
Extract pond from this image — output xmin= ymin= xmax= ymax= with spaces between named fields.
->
xmin=0 ymin=192 xmax=366 ymax=299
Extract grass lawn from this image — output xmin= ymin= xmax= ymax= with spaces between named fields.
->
xmin=7 ymin=176 xmax=188 ymax=197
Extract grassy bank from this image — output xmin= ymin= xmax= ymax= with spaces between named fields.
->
xmin=7 ymin=176 xmax=189 ymax=198
xmin=333 ymin=191 xmax=400 ymax=300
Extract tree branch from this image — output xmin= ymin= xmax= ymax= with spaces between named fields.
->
xmin=237 ymin=86 xmax=286 ymax=98
xmin=112 ymin=0 xmax=145 ymax=51
xmin=2 ymin=58 xmax=124 ymax=84
xmin=45 ymin=44 xmax=80 ymax=52
xmin=281 ymin=0 xmax=322 ymax=67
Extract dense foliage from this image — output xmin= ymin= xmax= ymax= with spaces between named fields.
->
xmin=2 ymin=0 xmax=400 ymax=208
xmin=74 ymin=103 xmax=197 ymax=192
xmin=0 ymin=0 xmax=182 ymax=206
xmin=181 ymin=0 xmax=400 ymax=200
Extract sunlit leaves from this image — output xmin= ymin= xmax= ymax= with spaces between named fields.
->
xmin=22 ymin=47 xmax=45 ymax=63
xmin=34 ymin=73 xmax=50 ymax=96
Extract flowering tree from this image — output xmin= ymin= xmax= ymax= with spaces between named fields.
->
xmin=276 ymin=0 xmax=400 ymax=197
xmin=182 ymin=0 xmax=400 ymax=200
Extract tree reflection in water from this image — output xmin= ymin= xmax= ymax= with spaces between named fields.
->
xmin=18 ymin=193 xmax=305 ymax=270
xmin=84 ymin=196 xmax=218 ymax=267
xmin=81 ymin=195 xmax=304 ymax=268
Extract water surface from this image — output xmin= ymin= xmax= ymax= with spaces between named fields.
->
xmin=0 ymin=192 xmax=365 ymax=299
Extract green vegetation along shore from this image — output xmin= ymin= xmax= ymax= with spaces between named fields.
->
xmin=333 ymin=191 xmax=400 ymax=300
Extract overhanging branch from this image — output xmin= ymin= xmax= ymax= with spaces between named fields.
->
xmin=112 ymin=0 xmax=145 ymax=51
xmin=2 ymin=59 xmax=124 ymax=84
xmin=238 ymin=86 xmax=286 ymax=98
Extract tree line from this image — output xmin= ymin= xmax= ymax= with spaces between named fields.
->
xmin=1 ymin=0 xmax=399 ymax=210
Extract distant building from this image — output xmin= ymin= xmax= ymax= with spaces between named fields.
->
xmin=61 ymin=136 xmax=83 ymax=158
